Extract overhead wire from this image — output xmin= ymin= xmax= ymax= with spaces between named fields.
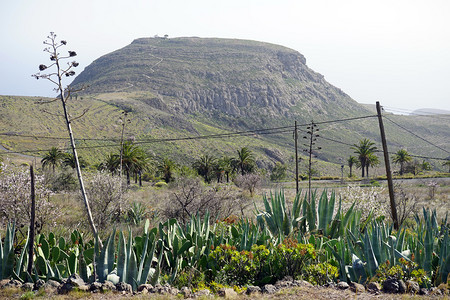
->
xmin=384 ymin=115 xmax=449 ymax=154
xmin=0 ymin=114 xmax=448 ymax=162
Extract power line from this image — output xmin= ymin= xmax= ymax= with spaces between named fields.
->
xmin=0 ymin=127 xmax=295 ymax=155
xmin=384 ymin=116 xmax=449 ymax=154
xmin=314 ymin=114 xmax=378 ymax=125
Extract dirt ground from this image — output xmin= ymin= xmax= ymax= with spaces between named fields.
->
xmin=1 ymin=285 xmax=448 ymax=300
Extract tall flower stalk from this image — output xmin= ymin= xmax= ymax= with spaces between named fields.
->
xmin=33 ymin=32 xmax=100 ymax=245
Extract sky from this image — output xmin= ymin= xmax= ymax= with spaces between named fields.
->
xmin=1 ymin=0 xmax=449 ymax=112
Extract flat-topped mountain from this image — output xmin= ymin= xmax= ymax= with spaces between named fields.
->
xmin=72 ymin=37 xmax=369 ymax=121
xmin=1 ymin=37 xmax=448 ymax=173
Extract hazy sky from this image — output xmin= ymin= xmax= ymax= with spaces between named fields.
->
xmin=1 ymin=0 xmax=449 ymax=111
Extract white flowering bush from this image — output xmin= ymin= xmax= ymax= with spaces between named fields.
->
xmin=85 ymin=171 xmax=127 ymax=229
xmin=0 ymin=162 xmax=59 ymax=232
xmin=339 ymin=185 xmax=389 ymax=221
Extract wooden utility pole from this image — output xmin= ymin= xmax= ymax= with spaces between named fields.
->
xmin=304 ymin=121 xmax=320 ymax=202
xmin=376 ymin=101 xmax=399 ymax=230
xmin=28 ymin=165 xmax=36 ymax=274
xmin=294 ymin=121 xmax=299 ymax=195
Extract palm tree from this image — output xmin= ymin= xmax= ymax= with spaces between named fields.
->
xmin=100 ymin=153 xmax=120 ymax=174
xmin=218 ymin=155 xmax=234 ymax=183
xmin=351 ymin=139 xmax=378 ymax=178
xmin=158 ymin=158 xmax=176 ymax=183
xmin=41 ymin=147 xmax=65 ymax=172
xmin=392 ymin=149 xmax=412 ymax=175
xmin=193 ymin=154 xmax=217 ymax=183
xmin=347 ymin=156 xmax=358 ymax=177
xmin=121 ymin=141 xmax=149 ymax=185
xmin=233 ymin=147 xmax=255 ymax=175
xmin=63 ymin=152 xmax=88 ymax=169
xmin=365 ymin=153 xmax=379 ymax=178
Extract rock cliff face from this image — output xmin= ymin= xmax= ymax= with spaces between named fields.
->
xmin=72 ymin=37 xmax=368 ymax=121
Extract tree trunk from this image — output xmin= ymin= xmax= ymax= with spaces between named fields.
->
xmin=58 ymin=89 xmax=100 ymax=247
xmin=126 ymin=170 xmax=130 ymax=185
xmin=28 ymin=166 xmax=36 ymax=274
xmin=139 ymin=171 xmax=142 ymax=187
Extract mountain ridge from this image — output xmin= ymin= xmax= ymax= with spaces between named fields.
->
xmin=72 ymin=37 xmax=369 ymax=123
xmin=0 ymin=37 xmax=448 ymax=174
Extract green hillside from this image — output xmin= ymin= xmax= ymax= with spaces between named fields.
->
xmin=1 ymin=37 xmax=448 ymax=175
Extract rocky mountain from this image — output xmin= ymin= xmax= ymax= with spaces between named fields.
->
xmin=72 ymin=37 xmax=369 ymax=123
xmin=1 ymin=37 xmax=448 ymax=174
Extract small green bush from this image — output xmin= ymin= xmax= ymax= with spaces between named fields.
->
xmin=272 ymin=238 xmax=316 ymax=281
xmin=154 ymin=181 xmax=168 ymax=188
xmin=208 ymin=244 xmax=270 ymax=286
xmin=375 ymin=259 xmax=431 ymax=288
xmin=370 ymin=179 xmax=380 ymax=187
xmin=303 ymin=262 xmax=338 ymax=285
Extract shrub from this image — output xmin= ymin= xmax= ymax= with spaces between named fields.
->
xmin=44 ymin=169 xmax=78 ymax=192
xmin=233 ymin=173 xmax=261 ymax=196
xmin=0 ymin=163 xmax=59 ymax=232
xmin=154 ymin=181 xmax=168 ymax=188
xmin=162 ymin=177 xmax=249 ymax=224
xmin=173 ymin=268 xmax=205 ymax=289
xmin=272 ymin=238 xmax=316 ymax=280
xmin=375 ymin=259 xmax=431 ymax=288
xmin=85 ymin=172 xmax=127 ymax=229
xmin=339 ymin=185 xmax=388 ymax=221
xmin=303 ymin=262 xmax=338 ymax=285
xmin=270 ymin=162 xmax=287 ymax=182
xmin=208 ymin=244 xmax=270 ymax=286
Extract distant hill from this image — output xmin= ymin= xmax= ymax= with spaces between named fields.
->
xmin=1 ymin=37 xmax=449 ymax=174
xmin=412 ymin=108 xmax=450 ymax=115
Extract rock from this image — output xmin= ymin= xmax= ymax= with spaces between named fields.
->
xmin=296 ymin=280 xmax=313 ymax=287
xmin=35 ymin=279 xmax=46 ymax=290
xmin=0 ymin=279 xmax=9 ymax=288
xmin=180 ymin=286 xmax=192 ymax=298
xmin=367 ymin=282 xmax=381 ymax=294
xmin=405 ymin=280 xmax=420 ymax=294
xmin=430 ymin=287 xmax=443 ymax=296
xmin=106 ymin=273 xmax=120 ymax=285
xmin=115 ymin=282 xmax=132 ymax=293
xmin=21 ymin=282 xmax=34 ymax=291
xmin=349 ymin=282 xmax=365 ymax=293
xmin=246 ymin=286 xmax=261 ymax=295
xmin=137 ymin=284 xmax=154 ymax=293
xmin=262 ymin=284 xmax=277 ymax=294
xmin=170 ymin=287 xmax=180 ymax=295
xmin=154 ymin=283 xmax=173 ymax=294
xmin=57 ymin=282 xmax=73 ymax=294
xmin=382 ymin=278 xmax=406 ymax=294
xmin=102 ymin=281 xmax=116 ymax=292
xmin=89 ymin=282 xmax=102 ymax=292
xmin=42 ymin=280 xmax=59 ymax=294
xmin=4 ymin=279 xmax=22 ymax=288
xmin=194 ymin=289 xmax=211 ymax=297
xmin=68 ymin=273 xmax=86 ymax=288
xmin=218 ymin=288 xmax=237 ymax=298
xmin=77 ymin=285 xmax=89 ymax=292
xmin=419 ymin=288 xmax=428 ymax=295
xmin=275 ymin=279 xmax=293 ymax=289
xmin=337 ymin=281 xmax=349 ymax=290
